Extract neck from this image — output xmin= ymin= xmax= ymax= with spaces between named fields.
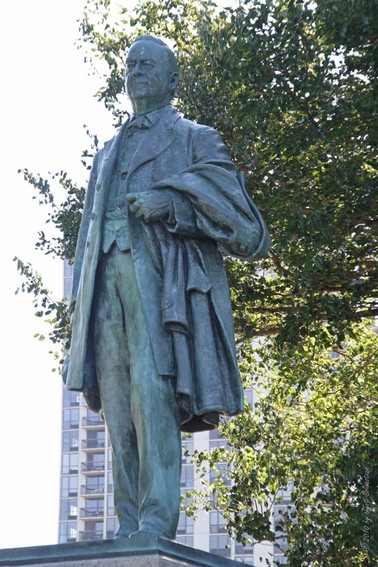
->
xmin=131 ymin=98 xmax=171 ymax=116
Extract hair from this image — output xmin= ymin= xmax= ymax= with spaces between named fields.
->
xmin=132 ymin=35 xmax=179 ymax=78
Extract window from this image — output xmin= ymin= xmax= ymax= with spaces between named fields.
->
xmin=234 ymin=556 xmax=254 ymax=565
xmin=62 ymin=453 xmax=79 ymax=474
xmin=235 ymin=538 xmax=254 ymax=555
xmin=210 ymin=511 xmax=227 ymax=534
xmin=81 ymin=521 xmax=104 ymax=542
xmin=61 ymin=476 xmax=78 ymax=497
xmin=82 ymin=407 xmax=104 ymax=426
xmin=176 ymin=535 xmax=194 ymax=547
xmin=82 ymin=499 xmax=104 ymax=518
xmin=60 ymin=499 xmax=78 ymax=521
xmin=209 ymin=429 xmax=230 ymax=451
xmin=209 ymin=438 xmax=230 ymax=451
xmin=84 ymin=476 xmax=104 ymax=495
xmin=63 ymin=389 xmax=80 ymax=407
xmin=63 ymin=408 xmax=80 ymax=430
xmin=210 ymin=534 xmax=231 ymax=557
xmin=177 ymin=511 xmax=194 ymax=534
xmin=209 ymin=462 xmax=231 ymax=486
xmin=180 ymin=464 xmax=194 ymax=487
xmin=210 ymin=428 xmax=222 ymax=440
xmin=84 ymin=453 xmax=105 ymax=472
xmin=63 ymin=431 xmax=79 ymax=452
xmin=59 ymin=521 xmax=77 ymax=543
xmin=106 ymin=517 xmax=119 ymax=539
xmin=181 ymin=438 xmax=193 ymax=464
xmin=84 ymin=429 xmax=106 ymax=449
xmin=64 ymin=262 xmax=73 ymax=277
xmin=108 ymin=471 xmax=113 ymax=493
xmin=107 ymin=494 xmax=115 ymax=516
xmin=274 ymin=556 xmax=288 ymax=565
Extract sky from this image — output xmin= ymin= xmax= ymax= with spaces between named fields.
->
xmin=0 ymin=0 xmax=237 ymax=551
xmin=0 ymin=0 xmax=114 ymax=549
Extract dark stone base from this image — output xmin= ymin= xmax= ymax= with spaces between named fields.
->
xmin=0 ymin=536 xmax=245 ymax=566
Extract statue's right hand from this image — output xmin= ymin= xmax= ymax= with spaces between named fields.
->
xmin=126 ymin=191 xmax=170 ymax=222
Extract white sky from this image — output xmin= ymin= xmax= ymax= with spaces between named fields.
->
xmin=0 ymin=0 xmax=236 ymax=551
xmin=0 ymin=0 xmax=114 ymax=549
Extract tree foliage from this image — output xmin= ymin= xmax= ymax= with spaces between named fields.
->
xmin=16 ymin=0 xmax=378 ymax=563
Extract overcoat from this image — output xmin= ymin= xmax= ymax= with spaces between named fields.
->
xmin=64 ymin=106 xmax=270 ymax=432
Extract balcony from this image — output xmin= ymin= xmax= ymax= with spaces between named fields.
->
xmin=82 ymin=416 xmax=104 ymax=428
xmin=81 ymin=439 xmax=106 ymax=451
xmin=81 ymin=485 xmax=105 ymax=496
xmin=80 ymin=508 xmax=104 ymax=519
xmin=79 ymin=531 xmax=103 ymax=542
xmin=81 ymin=462 xmax=105 ymax=473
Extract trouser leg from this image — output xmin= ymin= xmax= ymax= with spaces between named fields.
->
xmin=129 ymin=345 xmax=181 ymax=538
xmin=93 ymin=247 xmax=181 ymax=538
xmin=93 ymin=252 xmax=139 ymax=535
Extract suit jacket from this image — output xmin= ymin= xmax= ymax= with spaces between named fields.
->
xmin=64 ymin=106 xmax=270 ymax=432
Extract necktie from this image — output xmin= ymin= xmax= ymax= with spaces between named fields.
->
xmin=126 ymin=114 xmax=153 ymax=136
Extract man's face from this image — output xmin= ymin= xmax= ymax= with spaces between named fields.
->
xmin=125 ymin=41 xmax=176 ymax=113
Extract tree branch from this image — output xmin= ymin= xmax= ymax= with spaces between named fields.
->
xmin=269 ymin=249 xmax=294 ymax=277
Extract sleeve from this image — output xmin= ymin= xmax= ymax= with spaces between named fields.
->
xmin=164 ymin=127 xmax=239 ymax=239
xmin=70 ymin=151 xmax=100 ymax=305
xmin=156 ymin=127 xmax=270 ymax=260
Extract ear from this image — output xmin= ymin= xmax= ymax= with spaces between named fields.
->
xmin=170 ymin=71 xmax=179 ymax=92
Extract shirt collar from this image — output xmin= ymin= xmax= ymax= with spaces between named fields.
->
xmin=130 ymin=104 xmax=172 ymax=127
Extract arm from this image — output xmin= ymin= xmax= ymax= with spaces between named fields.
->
xmin=126 ymin=124 xmax=269 ymax=260
xmin=154 ymin=126 xmax=270 ymax=260
xmin=127 ymin=126 xmax=236 ymax=237
xmin=70 ymin=151 xmax=100 ymax=306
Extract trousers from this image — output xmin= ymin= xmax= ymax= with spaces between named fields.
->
xmin=92 ymin=245 xmax=181 ymax=538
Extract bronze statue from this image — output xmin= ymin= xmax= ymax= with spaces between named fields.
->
xmin=63 ymin=35 xmax=270 ymax=540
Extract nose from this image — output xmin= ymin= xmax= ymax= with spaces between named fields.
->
xmin=132 ymin=62 xmax=143 ymax=76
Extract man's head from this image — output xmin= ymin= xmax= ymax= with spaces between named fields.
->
xmin=125 ymin=35 xmax=179 ymax=115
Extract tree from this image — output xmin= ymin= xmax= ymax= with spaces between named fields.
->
xmin=16 ymin=0 xmax=378 ymax=563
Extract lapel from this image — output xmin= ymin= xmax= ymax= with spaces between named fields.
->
xmin=127 ymin=106 xmax=181 ymax=178
xmin=93 ymin=119 xmax=130 ymax=218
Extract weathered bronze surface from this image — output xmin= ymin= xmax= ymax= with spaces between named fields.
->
xmin=63 ymin=35 xmax=269 ymax=540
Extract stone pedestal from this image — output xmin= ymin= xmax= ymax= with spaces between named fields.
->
xmin=0 ymin=535 xmax=246 ymax=567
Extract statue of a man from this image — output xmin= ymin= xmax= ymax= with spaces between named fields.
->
xmin=63 ymin=34 xmax=270 ymax=540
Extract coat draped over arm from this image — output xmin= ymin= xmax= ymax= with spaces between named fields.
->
xmin=137 ymin=156 xmax=270 ymax=431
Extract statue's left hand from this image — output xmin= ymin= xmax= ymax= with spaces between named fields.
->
xmin=126 ymin=191 xmax=170 ymax=223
